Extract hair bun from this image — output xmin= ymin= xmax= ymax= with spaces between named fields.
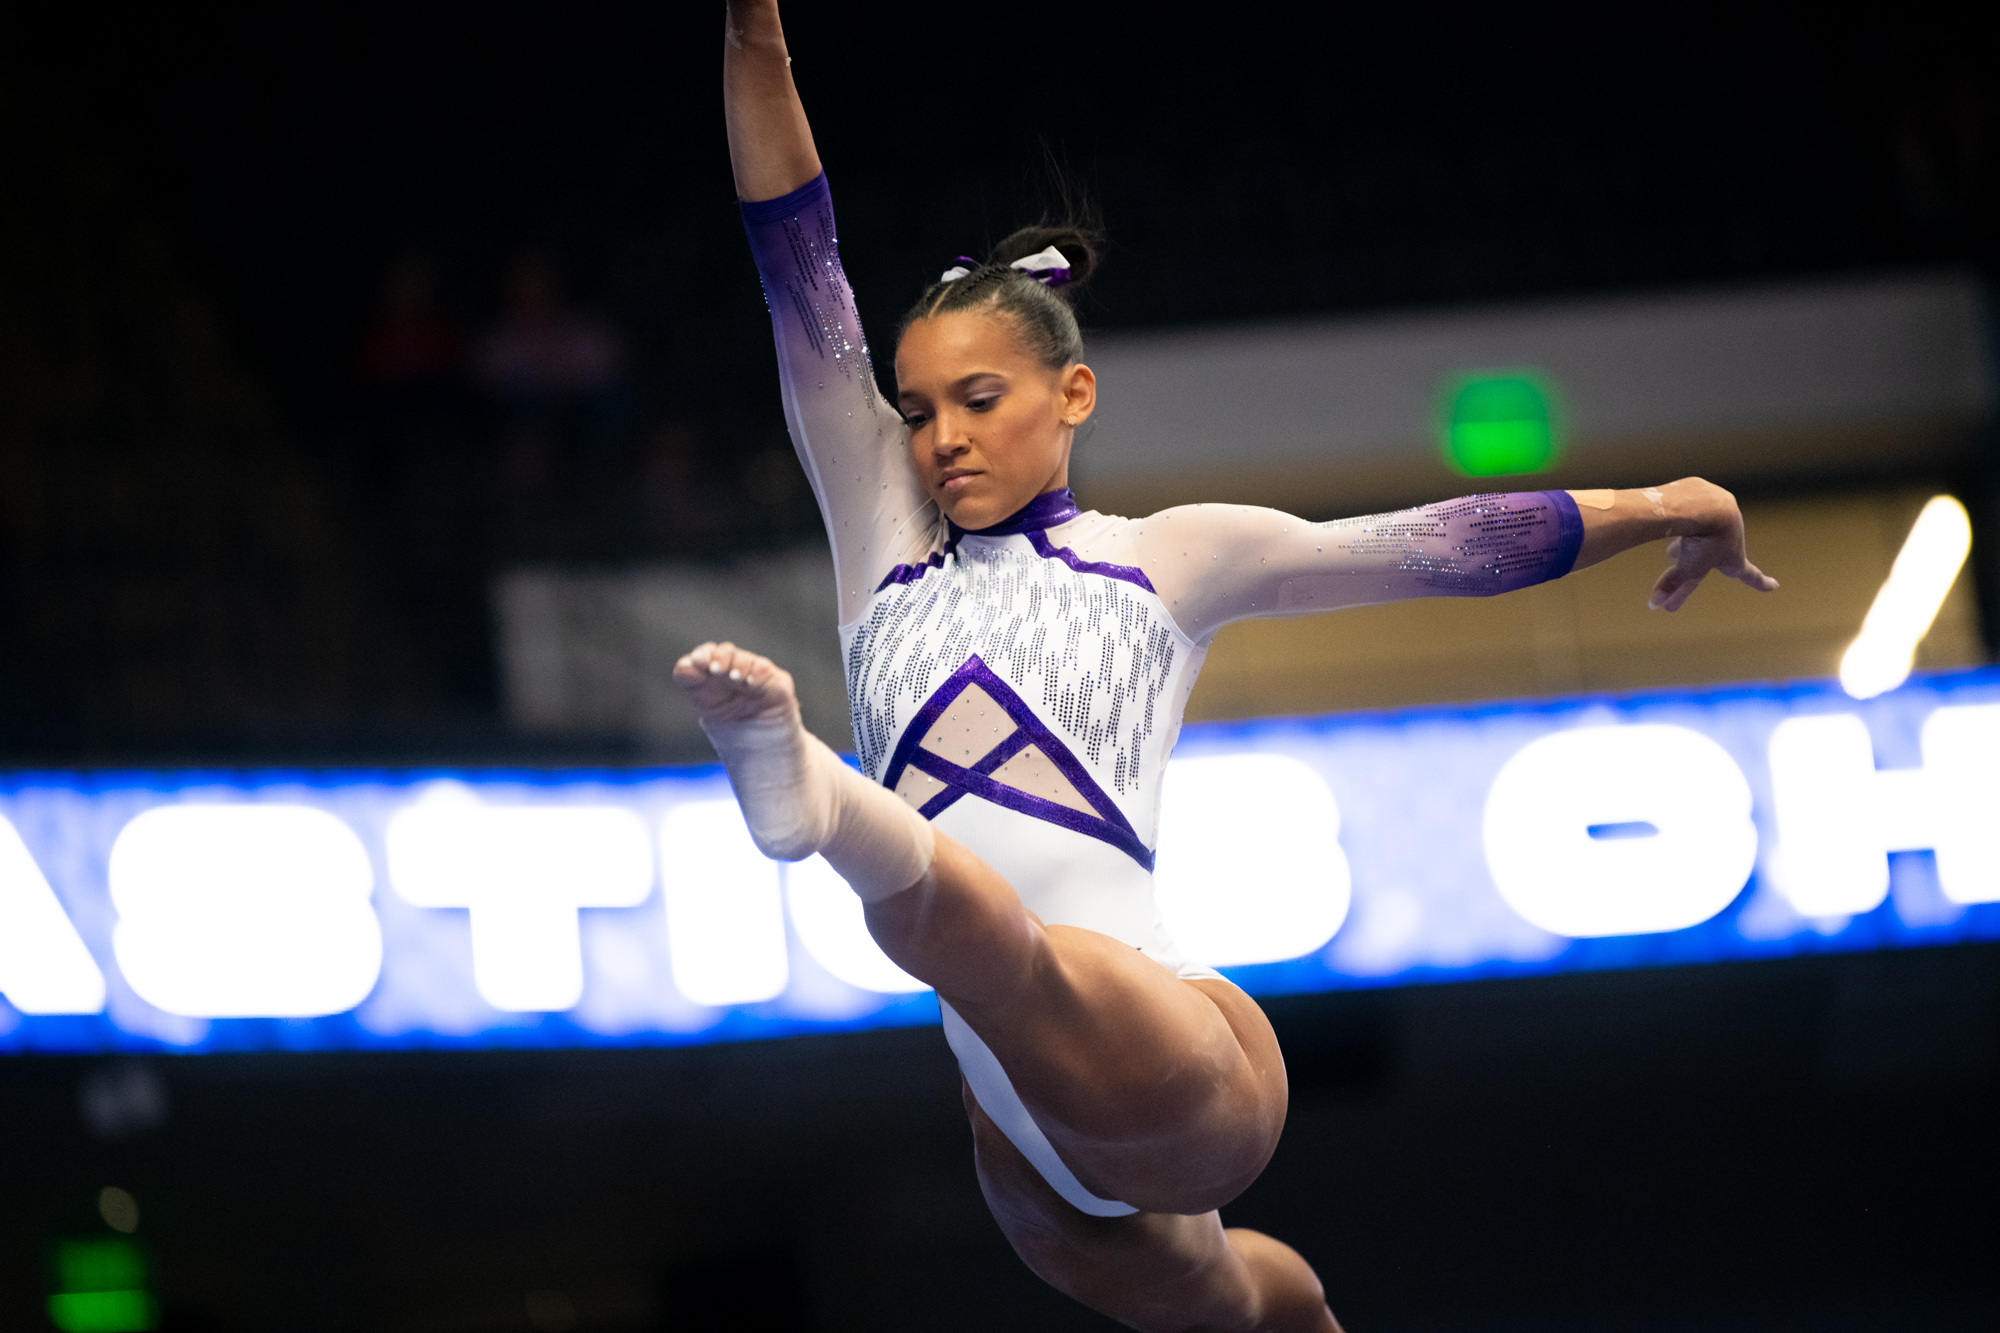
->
xmin=991 ymin=224 xmax=1101 ymax=298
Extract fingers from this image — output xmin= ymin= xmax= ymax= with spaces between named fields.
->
xmin=1648 ymin=557 xmax=1778 ymax=611
xmin=1730 ymin=560 xmax=1780 ymax=593
xmin=1649 ymin=564 xmax=1701 ymax=612
xmin=1638 ymin=499 xmax=1777 ymax=610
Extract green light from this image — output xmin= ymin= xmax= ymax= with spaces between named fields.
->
xmin=1441 ymin=373 xmax=1560 ymax=476
xmin=49 ymin=1240 xmax=156 ymax=1333
xmin=55 ymin=1240 xmax=146 ymax=1293
xmin=47 ymin=1290 xmax=159 ymax=1333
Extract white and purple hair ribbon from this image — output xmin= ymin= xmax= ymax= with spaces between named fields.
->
xmin=938 ymin=245 xmax=1071 ymax=287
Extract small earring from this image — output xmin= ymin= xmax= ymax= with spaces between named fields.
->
xmin=1064 ymin=417 xmax=1076 ymax=425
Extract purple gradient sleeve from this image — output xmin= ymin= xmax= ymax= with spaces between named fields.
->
xmin=1366 ymin=489 xmax=1584 ymax=595
xmin=741 ymin=175 xmax=939 ymax=624
xmin=1128 ymin=490 xmax=1586 ymax=640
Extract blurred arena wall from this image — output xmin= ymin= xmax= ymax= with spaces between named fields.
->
xmin=1072 ymin=271 xmax=1989 ymax=516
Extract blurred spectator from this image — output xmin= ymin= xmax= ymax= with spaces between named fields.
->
xmin=355 ymin=255 xmax=464 ymax=391
xmin=477 ymin=255 xmax=624 ymax=400
xmin=738 ymin=444 xmax=820 ymax=545
xmin=637 ymin=416 xmax=733 ymax=558
xmin=348 ymin=253 xmax=491 ymax=705
xmin=477 ymin=255 xmax=629 ymax=556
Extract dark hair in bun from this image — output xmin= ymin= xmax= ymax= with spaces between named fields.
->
xmin=897 ymin=219 xmax=1103 ymax=370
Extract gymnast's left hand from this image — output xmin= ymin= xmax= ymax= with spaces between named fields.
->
xmin=1646 ymin=478 xmax=1779 ymax=612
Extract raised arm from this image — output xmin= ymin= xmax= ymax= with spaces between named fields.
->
xmin=724 ymin=0 xmax=821 ymax=202
xmin=726 ymin=1 xmax=941 ymax=625
xmin=1566 ymin=477 xmax=1777 ymax=612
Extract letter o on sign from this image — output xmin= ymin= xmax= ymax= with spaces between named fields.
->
xmin=1482 ymin=725 xmax=1757 ymax=938
xmin=110 ymin=805 xmax=383 ymax=1017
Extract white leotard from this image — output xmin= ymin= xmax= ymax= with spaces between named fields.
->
xmin=743 ymin=174 xmax=1582 ymax=1213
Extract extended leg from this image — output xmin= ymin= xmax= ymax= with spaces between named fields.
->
xmin=673 ymin=640 xmax=933 ymax=900
xmin=676 ymin=641 xmax=1286 ymax=1214
xmin=870 ymin=837 xmax=1288 ymax=1213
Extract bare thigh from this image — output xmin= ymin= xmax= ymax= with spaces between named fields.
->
xmin=865 ymin=833 xmax=1288 ymax=1214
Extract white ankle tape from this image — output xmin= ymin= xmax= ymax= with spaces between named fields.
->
xmin=823 ymin=769 xmax=935 ymax=903
xmin=700 ymin=714 xmax=933 ymax=902
xmin=699 ymin=713 xmax=834 ymax=863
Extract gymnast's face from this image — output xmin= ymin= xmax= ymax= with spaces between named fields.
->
xmin=895 ymin=308 xmax=1096 ymax=531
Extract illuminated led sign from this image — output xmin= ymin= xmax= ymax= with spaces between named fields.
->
xmin=1441 ymin=372 xmax=1560 ymax=476
xmin=3 ymin=669 xmax=1997 ymax=1055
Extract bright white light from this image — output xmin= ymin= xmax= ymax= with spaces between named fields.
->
xmin=1154 ymin=754 xmax=1351 ymax=967
xmin=1840 ymin=495 xmax=1973 ymax=700
xmin=785 ymin=855 xmax=929 ymax=993
xmin=110 ymin=805 xmax=381 ymax=1017
xmin=659 ymin=801 xmax=789 ymax=1007
xmin=1766 ymin=705 xmax=2000 ymax=912
xmin=1766 ymin=715 xmax=1892 ymax=916
xmin=0 ymin=816 xmax=106 ymax=1014
xmin=1484 ymin=725 xmax=1756 ymax=937
xmin=1921 ymin=703 xmax=2000 ymax=904
xmin=387 ymin=788 xmax=653 ymax=1012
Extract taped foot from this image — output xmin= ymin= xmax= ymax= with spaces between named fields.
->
xmin=674 ymin=641 xmax=833 ymax=861
xmin=673 ymin=641 xmax=935 ymax=900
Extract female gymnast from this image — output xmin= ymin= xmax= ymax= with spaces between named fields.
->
xmin=679 ymin=4 xmax=1778 ymax=1327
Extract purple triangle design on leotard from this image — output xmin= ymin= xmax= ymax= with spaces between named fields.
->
xmin=881 ymin=655 xmax=1155 ymax=872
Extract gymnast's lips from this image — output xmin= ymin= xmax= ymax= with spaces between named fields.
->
xmin=938 ymin=467 xmax=980 ymax=492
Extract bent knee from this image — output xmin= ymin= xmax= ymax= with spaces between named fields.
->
xmin=1014 ymin=1230 xmax=1262 ymax=1333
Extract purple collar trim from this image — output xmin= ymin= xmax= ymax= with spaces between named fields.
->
xmin=874 ymin=531 xmax=964 ymax=592
xmin=952 ymin=488 xmax=1081 ymax=538
xmin=874 ymin=486 xmax=1156 ymax=596
xmin=1025 ymin=530 xmax=1156 ymax=595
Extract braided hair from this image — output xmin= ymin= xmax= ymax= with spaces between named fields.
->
xmin=896 ymin=223 xmax=1103 ymax=371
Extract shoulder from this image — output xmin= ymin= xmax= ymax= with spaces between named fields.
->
xmin=1128 ymin=503 xmax=1306 ymax=547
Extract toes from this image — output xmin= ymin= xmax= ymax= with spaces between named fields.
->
xmin=674 ymin=642 xmax=717 ymax=686
xmin=675 ymin=642 xmax=784 ymax=695
xmin=722 ymin=646 xmax=769 ymax=685
xmin=700 ymin=643 xmax=760 ymax=685
xmin=672 ymin=640 xmax=799 ymax=725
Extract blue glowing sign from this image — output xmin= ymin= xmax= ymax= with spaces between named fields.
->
xmin=4 ymin=669 xmax=1998 ymax=1055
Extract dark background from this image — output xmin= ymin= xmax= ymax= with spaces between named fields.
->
xmin=3 ymin=946 xmax=1995 ymax=1331
xmin=2 ymin=4 xmax=1997 ymax=1329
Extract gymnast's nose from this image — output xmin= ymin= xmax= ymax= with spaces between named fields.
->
xmin=930 ymin=407 xmax=972 ymax=454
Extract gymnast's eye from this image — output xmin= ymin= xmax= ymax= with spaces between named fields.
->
xmin=900 ymin=407 xmax=930 ymax=428
xmin=967 ymin=396 xmax=996 ymax=413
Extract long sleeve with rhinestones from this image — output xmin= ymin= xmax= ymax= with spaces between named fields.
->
xmin=1101 ymin=493 xmax=1584 ymax=644
xmin=741 ymin=174 xmax=942 ymax=626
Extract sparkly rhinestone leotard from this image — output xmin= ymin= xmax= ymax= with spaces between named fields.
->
xmin=743 ymin=174 xmax=1583 ymax=1214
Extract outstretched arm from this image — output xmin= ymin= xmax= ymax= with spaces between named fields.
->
xmin=728 ymin=0 xmax=941 ymax=625
xmin=1567 ymin=478 xmax=1778 ymax=612
xmin=724 ymin=0 xmax=822 ymax=202
xmin=1120 ymin=480 xmax=1775 ymax=644
xmin=1125 ymin=492 xmax=1586 ymax=642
